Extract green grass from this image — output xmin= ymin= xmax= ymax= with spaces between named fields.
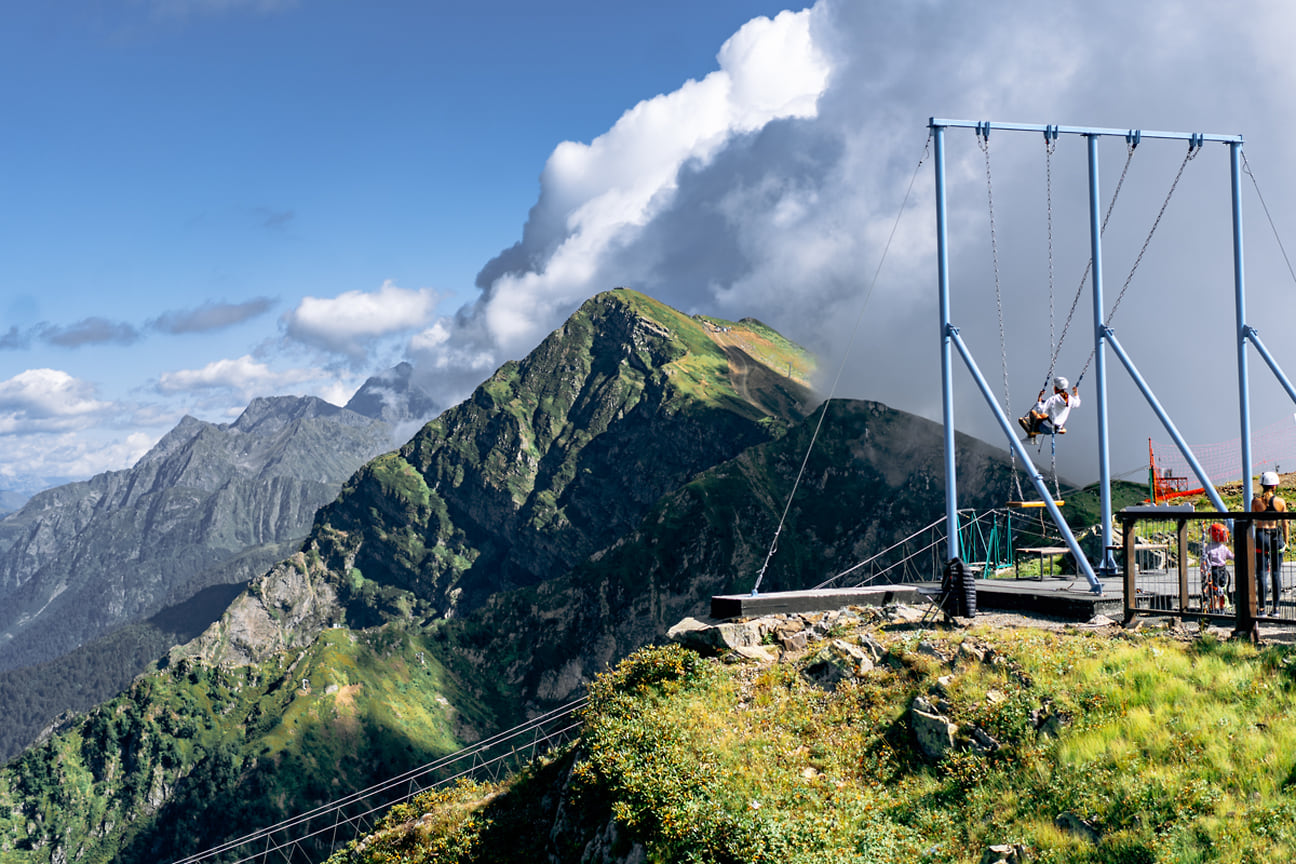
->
xmin=335 ymin=626 xmax=1296 ymax=863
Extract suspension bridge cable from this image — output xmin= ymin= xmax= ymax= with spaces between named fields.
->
xmin=172 ymin=697 xmax=588 ymax=864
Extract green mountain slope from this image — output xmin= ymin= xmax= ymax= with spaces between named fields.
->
xmin=191 ymin=289 xmax=817 ymax=667
xmin=428 ymin=397 xmax=1016 ymax=723
xmin=0 ymin=289 xmax=819 ymax=862
xmin=0 ymin=366 xmax=439 ymax=762
xmin=0 ymin=289 xmax=1046 ymax=863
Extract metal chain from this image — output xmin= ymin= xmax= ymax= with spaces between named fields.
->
xmin=1047 ymin=141 xmax=1137 ymax=386
xmin=1077 ymin=140 xmax=1200 ymax=383
xmin=979 ymin=127 xmax=1026 ymax=503
xmin=979 ymin=130 xmax=1012 ymax=422
xmin=1046 ymin=135 xmax=1057 ymax=365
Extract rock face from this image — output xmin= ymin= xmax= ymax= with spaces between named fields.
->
xmin=193 ymin=289 xmax=817 ymax=666
xmin=0 ymin=366 xmax=439 ymax=759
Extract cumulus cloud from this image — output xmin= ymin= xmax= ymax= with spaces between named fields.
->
xmin=413 ymin=0 xmax=1296 ymax=482
xmin=38 ymin=317 xmax=140 ymax=348
xmin=283 ymin=280 xmax=440 ymax=362
xmin=0 ymin=369 xmax=114 ymax=435
xmin=149 ymin=297 xmax=275 ymax=334
xmin=157 ymin=355 xmax=320 ymax=398
xmin=0 ymin=431 xmax=156 ymax=487
xmin=412 ymin=7 xmax=831 ymax=390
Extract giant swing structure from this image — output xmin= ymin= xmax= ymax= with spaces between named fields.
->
xmin=933 ymin=118 xmax=1296 ymax=594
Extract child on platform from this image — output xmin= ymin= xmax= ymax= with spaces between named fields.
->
xmin=1200 ymin=522 xmax=1234 ymax=612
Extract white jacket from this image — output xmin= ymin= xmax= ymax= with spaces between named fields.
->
xmin=1035 ymin=389 xmax=1079 ymax=428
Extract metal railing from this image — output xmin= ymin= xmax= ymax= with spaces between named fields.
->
xmin=814 ymin=507 xmax=1066 ymax=590
xmin=172 ymin=697 xmax=587 ymax=864
xmin=1119 ymin=506 xmax=1296 ymax=636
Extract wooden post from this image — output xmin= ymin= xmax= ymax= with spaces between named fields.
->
xmin=1122 ymin=515 xmax=1137 ymax=624
xmin=1235 ymin=517 xmax=1257 ymax=641
xmin=1176 ymin=518 xmax=1189 ymax=617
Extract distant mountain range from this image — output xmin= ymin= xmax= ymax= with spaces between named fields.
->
xmin=0 ymin=362 xmax=439 ymax=759
xmin=0 ymin=491 xmax=28 ymax=517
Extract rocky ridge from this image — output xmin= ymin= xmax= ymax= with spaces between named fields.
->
xmin=0 ymin=365 xmax=439 ymax=761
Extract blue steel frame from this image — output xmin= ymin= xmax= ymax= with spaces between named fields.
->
xmin=932 ymin=118 xmax=1256 ymax=594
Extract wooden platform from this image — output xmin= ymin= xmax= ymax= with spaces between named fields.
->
xmin=712 ymin=577 xmax=1126 ymax=621
xmin=710 ymin=586 xmax=926 ymax=619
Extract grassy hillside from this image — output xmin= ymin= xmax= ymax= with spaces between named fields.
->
xmin=330 ymin=620 xmax=1296 ymax=863
xmin=0 ymin=623 xmax=478 ymax=863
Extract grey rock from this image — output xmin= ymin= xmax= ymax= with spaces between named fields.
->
xmin=911 ymin=706 xmax=958 ymax=762
xmin=1054 ymin=812 xmax=1102 ymax=844
xmin=980 ymin=843 xmax=1029 ymax=864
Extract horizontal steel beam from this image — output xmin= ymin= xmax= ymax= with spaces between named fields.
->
xmin=929 ymin=117 xmax=1243 ymax=145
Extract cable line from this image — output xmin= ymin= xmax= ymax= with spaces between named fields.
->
xmin=751 ymin=132 xmax=932 ymax=595
xmin=1242 ymin=151 xmax=1296 ymax=289
xmin=1075 ymin=138 xmax=1201 ymax=385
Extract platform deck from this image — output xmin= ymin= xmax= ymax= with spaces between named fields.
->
xmin=712 ymin=576 xmax=1127 ymax=621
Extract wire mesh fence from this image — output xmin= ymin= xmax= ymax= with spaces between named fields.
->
xmin=1120 ymin=507 xmax=1296 ymax=630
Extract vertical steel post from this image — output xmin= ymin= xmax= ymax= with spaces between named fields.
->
xmin=1086 ymin=134 xmax=1117 ymax=575
xmin=1232 ymin=141 xmax=1253 ymax=507
xmin=933 ymin=121 xmax=960 ymax=562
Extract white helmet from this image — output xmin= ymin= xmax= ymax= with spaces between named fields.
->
xmin=1262 ymin=471 xmax=1280 ymax=487
xmin=1053 ymin=376 xmax=1069 ymax=391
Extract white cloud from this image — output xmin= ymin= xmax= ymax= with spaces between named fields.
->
xmin=0 ymin=369 xmax=113 ymax=434
xmin=0 ymin=430 xmax=158 ymax=488
xmin=461 ymin=7 xmax=832 ymax=359
xmin=417 ymin=0 xmax=1296 ymax=483
xmin=157 ymin=355 xmax=320 ymax=398
xmin=283 ymin=281 xmax=441 ymax=362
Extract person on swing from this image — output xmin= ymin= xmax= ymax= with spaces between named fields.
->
xmin=1018 ymin=376 xmax=1080 ymax=440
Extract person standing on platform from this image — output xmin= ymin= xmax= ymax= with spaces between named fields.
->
xmin=1252 ymin=471 xmax=1288 ymax=615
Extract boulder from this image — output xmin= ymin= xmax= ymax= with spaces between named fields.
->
xmin=1054 ymin=812 xmax=1102 ymax=844
xmin=980 ymin=843 xmax=1028 ymax=864
xmin=910 ymin=702 xmax=957 ymax=762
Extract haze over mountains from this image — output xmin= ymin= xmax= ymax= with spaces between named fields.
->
xmin=0 ymin=290 xmax=1019 ymax=862
xmin=0 ymin=362 xmax=439 ymax=759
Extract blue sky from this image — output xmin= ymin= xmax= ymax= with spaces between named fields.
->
xmin=0 ymin=0 xmax=800 ymax=488
xmin=5 ymin=0 xmax=1296 ymax=493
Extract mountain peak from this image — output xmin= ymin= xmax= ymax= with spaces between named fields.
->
xmin=345 ymin=362 xmax=441 ymax=423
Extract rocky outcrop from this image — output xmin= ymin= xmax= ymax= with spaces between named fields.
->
xmin=0 ymin=374 xmax=437 ymax=674
xmin=0 ymin=367 xmax=440 ymax=761
xmin=668 ymin=606 xmax=1063 ymax=770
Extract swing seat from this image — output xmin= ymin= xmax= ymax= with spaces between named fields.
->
xmin=1008 ymin=500 xmax=1065 ymax=508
